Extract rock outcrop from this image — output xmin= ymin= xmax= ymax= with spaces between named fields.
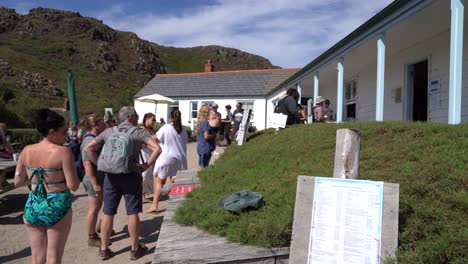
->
xmin=0 ymin=6 xmax=279 ymax=116
xmin=200 ymin=46 xmax=280 ymax=71
xmin=129 ymin=34 xmax=166 ymax=84
xmin=0 ymin=59 xmax=64 ymax=98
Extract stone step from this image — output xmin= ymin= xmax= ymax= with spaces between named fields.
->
xmin=174 ymin=170 xmax=200 ymax=186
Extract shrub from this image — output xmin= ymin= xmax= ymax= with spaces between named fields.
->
xmin=11 ymin=128 xmax=41 ymax=149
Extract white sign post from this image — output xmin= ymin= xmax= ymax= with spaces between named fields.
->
xmin=236 ymin=109 xmax=252 ymax=146
xmin=307 ymin=98 xmax=313 ymax=124
xmin=308 ymin=178 xmax=383 ymax=264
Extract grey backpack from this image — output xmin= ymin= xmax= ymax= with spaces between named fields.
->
xmin=97 ymin=126 xmax=137 ymax=174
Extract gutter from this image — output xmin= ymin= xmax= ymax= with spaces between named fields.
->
xmin=266 ymin=0 xmax=432 ymax=97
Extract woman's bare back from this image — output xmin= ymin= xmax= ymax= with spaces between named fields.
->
xmin=21 ymin=141 xmax=77 ymax=192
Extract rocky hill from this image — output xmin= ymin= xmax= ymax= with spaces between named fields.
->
xmin=0 ymin=7 xmax=278 ymax=126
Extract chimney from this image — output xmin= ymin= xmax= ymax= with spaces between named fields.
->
xmin=204 ymin=60 xmax=213 ymax=72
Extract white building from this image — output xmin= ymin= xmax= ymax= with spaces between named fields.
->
xmin=134 ymin=66 xmax=298 ymax=130
xmin=266 ymin=0 xmax=467 ymax=126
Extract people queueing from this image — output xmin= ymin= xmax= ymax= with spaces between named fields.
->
xmin=146 ymin=110 xmax=188 ymax=213
xmin=210 ymin=103 xmax=221 ymax=155
xmin=283 ymin=88 xmax=300 ymax=126
xmin=222 ymin=105 xmax=234 ymax=145
xmin=104 ymin=111 xmax=117 ymax=128
xmin=195 ymin=105 xmax=217 ymax=169
xmin=14 ymin=109 xmax=80 ymax=264
xmin=67 ymin=121 xmax=83 ymax=143
xmin=79 ymin=114 xmax=107 ymax=247
xmin=232 ymin=102 xmax=244 ymax=140
xmin=323 ymin=99 xmax=335 ymax=121
xmin=313 ymin=96 xmax=327 ymax=122
xmin=140 ymin=113 xmax=157 ymax=204
xmin=85 ymin=106 xmax=161 ymax=260
xmin=297 ymin=104 xmax=307 ymax=124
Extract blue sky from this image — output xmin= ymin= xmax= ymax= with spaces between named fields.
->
xmin=1 ymin=0 xmax=393 ymax=68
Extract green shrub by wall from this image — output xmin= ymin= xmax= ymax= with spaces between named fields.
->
xmin=10 ymin=128 xmax=40 ymax=149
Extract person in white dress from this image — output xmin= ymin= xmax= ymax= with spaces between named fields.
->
xmin=146 ymin=110 xmax=188 ymax=213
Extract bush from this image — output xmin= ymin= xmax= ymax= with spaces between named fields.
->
xmin=11 ymin=128 xmax=41 ymax=149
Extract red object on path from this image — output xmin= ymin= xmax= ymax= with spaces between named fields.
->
xmin=170 ymin=185 xmax=193 ymax=195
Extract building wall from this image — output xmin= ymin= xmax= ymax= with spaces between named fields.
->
xmin=140 ymin=97 xmax=267 ymax=130
xmin=354 ymin=28 xmax=468 ymax=123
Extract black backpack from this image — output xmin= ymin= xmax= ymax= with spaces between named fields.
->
xmin=274 ymin=97 xmax=288 ymax=115
xmin=68 ymin=133 xmax=96 ymax=182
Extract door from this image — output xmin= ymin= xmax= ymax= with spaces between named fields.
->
xmin=189 ymin=101 xmax=198 ymax=130
xmin=412 ymin=60 xmax=428 ymax=121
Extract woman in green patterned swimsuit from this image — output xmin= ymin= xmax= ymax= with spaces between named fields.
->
xmin=14 ymin=109 xmax=80 ymax=263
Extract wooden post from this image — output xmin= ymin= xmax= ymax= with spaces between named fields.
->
xmin=333 ymin=128 xmax=361 ymax=179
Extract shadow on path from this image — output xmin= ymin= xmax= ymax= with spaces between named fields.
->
xmin=0 ymin=193 xmax=28 ymax=216
xmin=107 ymin=215 xmax=164 ymax=259
xmin=0 ymin=247 xmax=31 ymax=263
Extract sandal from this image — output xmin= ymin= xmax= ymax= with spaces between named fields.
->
xmin=130 ymin=243 xmax=147 ymax=260
xmin=99 ymin=248 xmax=114 ymax=261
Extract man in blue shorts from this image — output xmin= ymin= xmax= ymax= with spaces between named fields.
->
xmin=85 ymin=106 xmax=161 ymax=260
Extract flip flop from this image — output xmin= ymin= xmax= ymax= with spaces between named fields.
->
xmin=145 ymin=209 xmax=166 ymax=214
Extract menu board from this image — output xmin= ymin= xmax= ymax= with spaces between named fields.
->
xmin=308 ymin=178 xmax=384 ymax=264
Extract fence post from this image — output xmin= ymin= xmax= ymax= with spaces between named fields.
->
xmin=333 ymin=128 xmax=361 ymax=179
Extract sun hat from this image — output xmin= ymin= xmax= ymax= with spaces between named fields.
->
xmin=315 ymin=96 xmax=325 ymax=104
xmin=217 ymin=190 xmax=264 ymax=214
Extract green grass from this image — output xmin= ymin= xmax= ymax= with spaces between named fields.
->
xmin=174 ymin=121 xmax=468 ymax=263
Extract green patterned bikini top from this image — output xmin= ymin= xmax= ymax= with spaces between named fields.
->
xmin=26 ymin=167 xmax=66 ymax=194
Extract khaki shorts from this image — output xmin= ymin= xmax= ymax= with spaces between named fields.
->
xmin=82 ymin=173 xmax=105 ymax=197
xmin=154 ymin=162 xmax=179 ymax=179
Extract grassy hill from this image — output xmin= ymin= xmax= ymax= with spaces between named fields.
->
xmin=174 ymin=121 xmax=468 ymax=263
xmin=153 ymin=44 xmax=280 ymax=74
xmin=0 ymin=7 xmax=278 ymax=127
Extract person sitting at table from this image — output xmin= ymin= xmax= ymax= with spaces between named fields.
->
xmin=0 ymin=132 xmax=13 ymax=159
xmin=0 ymin=123 xmax=13 ymax=143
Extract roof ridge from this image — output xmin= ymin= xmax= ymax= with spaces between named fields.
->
xmin=156 ymin=68 xmax=301 ymax=77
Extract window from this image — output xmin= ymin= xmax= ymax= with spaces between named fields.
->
xmin=345 ymin=79 xmax=357 ymax=120
xmin=190 ymin=101 xmax=198 ymax=119
xmin=237 ymin=100 xmax=255 ymax=126
xmin=201 ymin=101 xmax=214 ymax=107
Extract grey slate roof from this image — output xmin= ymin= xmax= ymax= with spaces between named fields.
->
xmin=135 ymin=69 xmax=299 ymax=99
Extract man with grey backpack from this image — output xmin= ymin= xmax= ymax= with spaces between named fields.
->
xmin=85 ymin=106 xmax=161 ymax=261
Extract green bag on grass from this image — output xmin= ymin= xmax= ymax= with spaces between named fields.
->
xmin=217 ymin=190 xmax=264 ymax=214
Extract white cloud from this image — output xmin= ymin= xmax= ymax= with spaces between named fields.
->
xmin=13 ymin=1 xmax=39 ymax=14
xmin=95 ymin=0 xmax=393 ymax=68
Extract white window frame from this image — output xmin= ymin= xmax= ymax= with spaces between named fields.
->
xmin=237 ymin=100 xmax=255 ymax=126
xmin=189 ymin=101 xmax=198 ymax=130
xmin=201 ymin=101 xmax=215 ymax=107
xmin=345 ymin=79 xmax=358 ymax=120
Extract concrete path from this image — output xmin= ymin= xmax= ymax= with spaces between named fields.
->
xmin=0 ymin=142 xmax=224 ymax=264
